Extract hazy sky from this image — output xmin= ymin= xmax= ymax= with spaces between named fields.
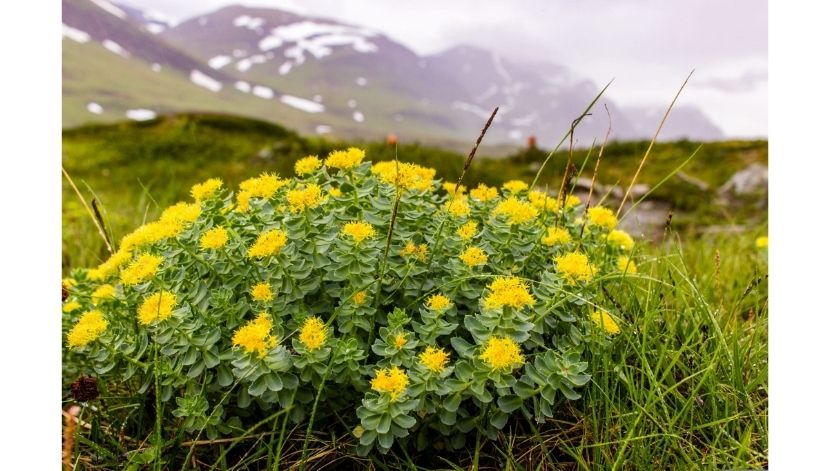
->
xmin=125 ymin=0 xmax=768 ymax=138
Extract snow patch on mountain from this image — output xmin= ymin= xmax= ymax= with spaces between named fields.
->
xmin=208 ymin=55 xmax=232 ymax=69
xmin=280 ymin=95 xmax=325 ymax=113
xmin=62 ymin=24 xmax=90 ymax=43
xmin=102 ymin=40 xmax=130 ymax=58
xmin=352 ymin=111 xmax=365 ymax=122
xmin=235 ymin=81 xmax=251 ymax=93
xmin=126 ymin=109 xmax=156 ymax=121
xmin=315 ymin=125 xmax=332 ymax=134
xmin=146 ymin=24 xmax=165 ymax=34
xmin=237 ymin=55 xmax=266 ymax=72
xmin=87 ymin=102 xmax=103 ymax=115
xmin=234 ymin=15 xmax=265 ymax=30
xmin=90 ymin=0 xmax=126 ymax=19
xmin=252 ymin=85 xmax=274 ymax=99
xmin=452 ymin=102 xmax=495 ymax=121
xmin=151 ymin=63 xmax=161 ymax=72
xmin=190 ymin=70 xmax=222 ymax=92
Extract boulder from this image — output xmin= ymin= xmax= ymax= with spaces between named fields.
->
xmin=718 ymin=163 xmax=768 ymax=196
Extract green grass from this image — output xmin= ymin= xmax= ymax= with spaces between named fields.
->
xmin=62 ymin=114 xmax=767 ymax=468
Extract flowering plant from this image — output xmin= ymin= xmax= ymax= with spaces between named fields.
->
xmin=62 ymin=148 xmax=639 ymax=455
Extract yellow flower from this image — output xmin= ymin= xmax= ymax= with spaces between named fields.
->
xmin=299 ymin=316 xmax=327 ymax=351
xmin=295 ymin=155 xmax=322 ymax=175
xmin=200 ymin=227 xmax=229 ymax=250
xmin=120 ymin=253 xmax=163 ymax=285
xmin=492 ymin=197 xmax=539 ymax=225
xmin=756 ymin=236 xmax=768 ymax=249
xmin=400 ymin=241 xmax=428 ymax=262
xmin=542 ymin=227 xmax=571 ymax=246
xmin=372 ymin=161 xmax=436 ymax=191
xmin=617 ymin=256 xmax=637 ymax=274
xmin=370 ymin=366 xmax=409 ymax=400
xmin=329 ymin=187 xmax=342 ymax=198
xmin=120 ymin=220 xmax=183 ymax=250
xmin=63 ymin=301 xmax=81 ymax=313
xmin=442 ymin=182 xmax=466 ymax=197
xmin=236 ymin=190 xmax=252 ymax=212
xmin=470 ymin=183 xmax=499 ymax=202
xmin=341 ymin=221 xmax=376 ymax=244
xmin=251 ymin=282 xmax=273 ymax=302
xmin=191 ymin=178 xmax=223 ymax=201
xmin=232 ymin=313 xmax=277 ymax=357
xmin=239 ymin=173 xmax=287 ymax=199
xmin=426 ymin=293 xmax=452 ymax=311
xmin=91 ymin=284 xmax=116 ymax=304
xmin=353 ymin=290 xmax=368 ymax=305
xmin=479 ymin=336 xmax=524 ymax=371
xmin=554 ymin=252 xmax=594 ymax=284
xmin=287 ymin=184 xmax=323 ymax=213
xmin=457 ymin=221 xmax=478 ymax=241
xmin=326 ymin=147 xmax=365 ymax=170
xmin=459 ymin=246 xmax=488 ymax=268
xmin=160 ymin=202 xmax=201 ymax=224
xmin=564 ymin=194 xmax=581 ymax=209
xmin=483 ymin=276 xmax=535 ymax=310
xmin=89 ymin=249 xmax=133 ymax=281
xmin=444 ymin=198 xmax=471 ymax=218
xmin=607 ymin=230 xmax=634 ymax=251
xmin=248 ymin=229 xmax=288 ymax=258
xmin=591 ymin=310 xmax=621 ymax=335
xmin=588 ymin=206 xmax=618 ymax=230
xmin=528 ymin=191 xmax=560 ymax=212
xmin=138 ymin=291 xmax=176 ymax=325
xmin=67 ymin=310 xmax=108 ymax=348
xmin=393 ymin=333 xmax=407 ymax=349
xmin=502 ymin=180 xmax=529 ymax=194
xmin=419 ymin=346 xmax=449 ymax=373
xmin=62 ymin=277 xmax=77 ymax=288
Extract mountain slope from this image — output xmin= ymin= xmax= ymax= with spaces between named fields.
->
xmin=63 ymin=1 xmax=724 ymax=144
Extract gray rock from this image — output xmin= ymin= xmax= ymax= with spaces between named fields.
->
xmin=718 ymin=163 xmax=768 ymax=196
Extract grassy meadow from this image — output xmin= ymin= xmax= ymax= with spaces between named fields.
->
xmin=61 ymin=114 xmax=767 ymax=469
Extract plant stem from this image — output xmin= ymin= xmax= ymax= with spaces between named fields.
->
xmin=299 ymin=357 xmax=334 ymax=470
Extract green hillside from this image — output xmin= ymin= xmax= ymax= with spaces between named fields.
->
xmin=62 ymin=113 xmax=767 ymax=271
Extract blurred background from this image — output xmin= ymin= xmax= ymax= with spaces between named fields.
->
xmin=62 ymin=0 xmax=768 ymax=270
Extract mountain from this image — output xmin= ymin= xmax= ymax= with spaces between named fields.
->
xmin=62 ymin=0 xmax=724 ymax=145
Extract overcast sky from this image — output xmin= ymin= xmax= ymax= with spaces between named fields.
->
xmin=125 ymin=0 xmax=768 ymax=138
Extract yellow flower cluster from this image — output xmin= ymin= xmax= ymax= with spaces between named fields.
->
xmin=251 ymin=282 xmax=273 ymax=302
xmin=590 ymin=310 xmax=621 ymax=335
xmin=445 ymin=198 xmax=471 ymax=218
xmin=400 ymin=241 xmax=428 ymax=262
xmin=419 ymin=346 xmax=449 ymax=373
xmin=372 ymin=161 xmax=436 ymax=191
xmin=457 ymin=221 xmax=478 ymax=241
xmin=353 ymin=290 xmax=368 ymax=305
xmin=248 ymin=229 xmax=288 ymax=258
xmin=588 ymin=206 xmax=618 ymax=230
xmin=329 ymin=187 xmax=342 ymax=197
xmin=492 ymin=197 xmax=539 ymax=225
xmin=63 ymin=301 xmax=81 ymax=313
xmin=191 ymin=178 xmax=223 ymax=201
xmin=541 ymin=227 xmax=571 ymax=246
xmin=426 ymin=293 xmax=452 ymax=311
xmin=120 ymin=253 xmax=163 ymax=285
xmin=393 ymin=333 xmax=407 ymax=349
xmin=370 ymin=366 xmax=409 ymax=400
xmin=483 ymin=276 xmax=535 ymax=310
xmin=607 ymin=229 xmax=634 ymax=251
xmin=286 ymin=183 xmax=323 ymax=213
xmin=617 ymin=255 xmax=637 ymax=274
xmin=299 ymin=316 xmax=327 ymax=351
xmin=237 ymin=173 xmax=288 ymax=211
xmin=479 ymin=336 xmax=524 ymax=371
xmin=326 ymin=147 xmax=365 ymax=170
xmin=502 ymin=180 xmax=529 ymax=194
xmin=67 ymin=310 xmax=108 ymax=348
xmin=88 ymin=249 xmax=133 ymax=281
xmin=341 ymin=221 xmax=376 ymax=244
xmin=756 ymin=236 xmax=768 ymax=249
xmin=554 ymin=252 xmax=594 ymax=284
xmin=528 ymin=191 xmax=559 ymax=212
xmin=91 ymin=284 xmax=116 ymax=304
xmin=138 ymin=291 xmax=176 ymax=325
xmin=442 ymin=182 xmax=466 ymax=198
xmin=460 ymin=246 xmax=488 ymax=268
xmin=160 ymin=202 xmax=201 ymax=224
xmin=232 ymin=313 xmax=277 ymax=357
xmin=120 ymin=220 xmax=183 ymax=251
xmin=470 ymin=183 xmax=499 ymax=202
xmin=200 ymin=227 xmax=229 ymax=250
xmin=294 ymin=155 xmax=322 ymax=176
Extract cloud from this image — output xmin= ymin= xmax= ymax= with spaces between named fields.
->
xmin=694 ymin=69 xmax=768 ymax=93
